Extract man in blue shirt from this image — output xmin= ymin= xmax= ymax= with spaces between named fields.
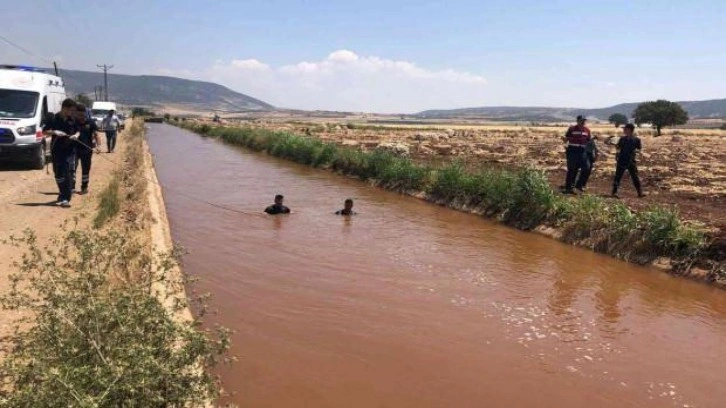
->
xmin=101 ymin=110 xmax=121 ymax=153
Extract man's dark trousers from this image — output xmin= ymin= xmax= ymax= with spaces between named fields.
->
xmin=106 ymin=130 xmax=117 ymax=152
xmin=612 ymin=161 xmax=642 ymax=195
xmin=75 ymin=150 xmax=93 ymax=191
xmin=53 ymin=153 xmax=75 ymax=202
xmin=565 ymin=146 xmax=588 ymax=191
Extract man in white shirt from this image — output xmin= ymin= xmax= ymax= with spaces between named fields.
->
xmin=101 ymin=110 xmax=121 ymax=153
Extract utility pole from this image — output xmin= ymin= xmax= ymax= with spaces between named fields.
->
xmin=96 ymin=64 xmax=113 ymax=101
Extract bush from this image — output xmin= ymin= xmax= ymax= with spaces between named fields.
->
xmin=0 ymin=228 xmax=230 ymax=406
xmin=505 ymin=167 xmax=559 ymax=229
xmin=131 ymin=107 xmax=155 ymax=118
xmin=428 ymin=162 xmax=469 ymax=202
xmin=638 ymin=206 xmax=706 ymax=256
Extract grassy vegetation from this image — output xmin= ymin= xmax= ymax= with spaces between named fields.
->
xmin=178 ymin=122 xmax=708 ymax=264
xmin=93 ymin=177 xmax=120 ymax=228
xmin=93 ymin=120 xmax=148 ymax=229
xmin=0 ymin=228 xmax=229 ymax=406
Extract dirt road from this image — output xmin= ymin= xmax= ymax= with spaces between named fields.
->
xmin=0 ymin=133 xmax=122 ymax=333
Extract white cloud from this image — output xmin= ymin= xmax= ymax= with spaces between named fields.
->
xmin=160 ymin=50 xmax=489 ymax=113
xmin=327 ymin=49 xmax=359 ymax=63
xmin=230 ymin=59 xmax=269 ymax=71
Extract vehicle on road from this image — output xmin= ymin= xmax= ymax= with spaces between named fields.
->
xmin=91 ymin=101 xmax=124 ymax=130
xmin=0 ymin=65 xmax=66 ymax=169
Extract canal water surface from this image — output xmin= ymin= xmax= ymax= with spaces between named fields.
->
xmin=148 ymin=123 xmax=726 ymax=408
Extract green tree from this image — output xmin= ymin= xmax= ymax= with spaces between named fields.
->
xmin=632 ymin=100 xmax=688 ymax=136
xmin=608 ymin=113 xmax=628 ymax=128
xmin=75 ymin=93 xmax=93 ymax=107
xmin=131 ymin=107 xmax=155 ymax=117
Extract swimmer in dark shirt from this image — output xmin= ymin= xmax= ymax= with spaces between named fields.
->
xmin=264 ymin=194 xmax=291 ymax=214
xmin=335 ymin=198 xmax=357 ymax=216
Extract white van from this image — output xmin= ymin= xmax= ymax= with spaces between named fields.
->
xmin=0 ymin=65 xmax=66 ymax=169
xmin=92 ymin=101 xmax=124 ymax=130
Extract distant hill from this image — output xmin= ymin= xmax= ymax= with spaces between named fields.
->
xmin=58 ymin=68 xmax=273 ymax=111
xmin=417 ymin=99 xmax=726 ymax=122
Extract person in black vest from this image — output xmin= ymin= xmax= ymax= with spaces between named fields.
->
xmin=612 ymin=123 xmax=645 ymax=198
xmin=264 ymin=194 xmax=291 ymax=214
xmin=44 ymin=98 xmax=79 ymax=208
xmin=562 ymin=115 xmax=592 ymax=194
xmin=73 ymin=104 xmax=100 ymax=195
xmin=575 ymin=137 xmax=600 ymax=192
xmin=335 ymin=198 xmax=357 ymax=216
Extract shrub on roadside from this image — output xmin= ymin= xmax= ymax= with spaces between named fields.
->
xmin=0 ymin=228 xmax=230 ymax=407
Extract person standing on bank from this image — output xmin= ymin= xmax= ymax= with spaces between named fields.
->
xmin=562 ymin=115 xmax=592 ymax=194
xmin=575 ymin=136 xmax=600 ymax=192
xmin=73 ymin=104 xmax=100 ymax=195
xmin=612 ymin=123 xmax=645 ymax=198
xmin=102 ymin=110 xmax=121 ymax=153
xmin=44 ymin=98 xmax=79 ymax=208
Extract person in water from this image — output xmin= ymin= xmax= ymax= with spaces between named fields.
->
xmin=335 ymin=198 xmax=357 ymax=216
xmin=264 ymin=194 xmax=291 ymax=214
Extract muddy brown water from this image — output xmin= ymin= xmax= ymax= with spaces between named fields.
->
xmin=147 ymin=124 xmax=726 ymax=408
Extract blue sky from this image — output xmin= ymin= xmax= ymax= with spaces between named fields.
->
xmin=3 ymin=0 xmax=725 ymax=112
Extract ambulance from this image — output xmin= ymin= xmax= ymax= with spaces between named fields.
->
xmin=0 ymin=65 xmax=67 ymax=169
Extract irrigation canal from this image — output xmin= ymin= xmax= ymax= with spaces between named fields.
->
xmin=147 ymin=123 xmax=726 ymax=408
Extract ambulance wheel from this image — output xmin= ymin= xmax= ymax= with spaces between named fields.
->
xmin=31 ymin=144 xmax=46 ymax=170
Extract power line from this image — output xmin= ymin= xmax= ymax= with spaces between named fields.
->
xmin=0 ymin=34 xmax=54 ymax=64
xmin=97 ymin=64 xmax=114 ymax=101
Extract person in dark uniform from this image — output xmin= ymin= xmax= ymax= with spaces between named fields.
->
xmin=44 ymin=98 xmax=79 ymax=208
xmin=73 ymin=104 xmax=100 ymax=195
xmin=562 ymin=115 xmax=592 ymax=194
xmin=335 ymin=198 xmax=357 ymax=215
xmin=612 ymin=123 xmax=644 ymax=198
xmin=264 ymin=194 xmax=291 ymax=214
xmin=575 ymin=137 xmax=600 ymax=192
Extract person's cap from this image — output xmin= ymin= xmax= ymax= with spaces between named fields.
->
xmin=576 ymin=115 xmax=587 ymax=121
xmin=623 ymin=123 xmax=635 ymax=130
